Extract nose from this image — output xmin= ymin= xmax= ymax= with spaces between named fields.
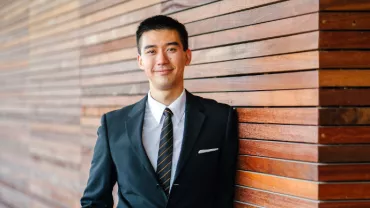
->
xmin=156 ymin=50 xmax=169 ymax=65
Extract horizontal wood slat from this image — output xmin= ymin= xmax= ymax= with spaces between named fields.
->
xmin=2 ymin=0 xmax=370 ymax=207
xmin=239 ymin=123 xmax=318 ymax=143
xmin=236 ymin=171 xmax=318 ymax=199
xmin=235 ymin=186 xmax=318 ymax=208
xmin=320 ymin=0 xmax=370 ymax=11
xmin=320 ymin=89 xmax=370 ymax=106
xmin=320 ymin=12 xmax=370 ymax=30
xmin=186 ymin=0 xmax=319 ymax=36
xmin=237 ymin=107 xmax=318 ymax=125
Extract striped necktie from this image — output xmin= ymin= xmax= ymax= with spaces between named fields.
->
xmin=156 ymin=108 xmax=173 ymax=196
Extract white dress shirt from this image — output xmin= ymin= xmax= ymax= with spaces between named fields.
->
xmin=142 ymin=89 xmax=186 ymax=191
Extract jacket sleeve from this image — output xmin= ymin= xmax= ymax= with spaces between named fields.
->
xmin=216 ymin=107 xmax=239 ymax=208
xmin=81 ymin=114 xmax=117 ymax=208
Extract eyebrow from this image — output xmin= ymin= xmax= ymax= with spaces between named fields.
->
xmin=143 ymin=42 xmax=180 ymax=50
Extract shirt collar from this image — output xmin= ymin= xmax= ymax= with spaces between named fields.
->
xmin=147 ymin=89 xmax=186 ymax=125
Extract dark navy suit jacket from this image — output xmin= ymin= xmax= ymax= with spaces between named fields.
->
xmin=81 ymin=90 xmax=238 ymax=208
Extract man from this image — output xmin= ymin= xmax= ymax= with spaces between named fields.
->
xmin=81 ymin=15 xmax=238 ymax=208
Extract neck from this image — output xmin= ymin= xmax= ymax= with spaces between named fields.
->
xmin=150 ymin=86 xmax=184 ymax=106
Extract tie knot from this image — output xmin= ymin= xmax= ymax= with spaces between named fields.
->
xmin=163 ymin=108 xmax=173 ymax=117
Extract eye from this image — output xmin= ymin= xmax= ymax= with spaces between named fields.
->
xmin=146 ymin=50 xmax=155 ymax=54
xmin=167 ymin=48 xmax=177 ymax=52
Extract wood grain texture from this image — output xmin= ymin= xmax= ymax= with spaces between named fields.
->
xmin=239 ymin=155 xmax=370 ymax=182
xmin=240 ymin=137 xmax=370 ymax=162
xmin=319 ymin=183 xmax=370 ymax=200
xmin=239 ymin=139 xmax=319 ymax=162
xmin=186 ymin=0 xmax=319 ymax=36
xmin=320 ymin=0 xmax=370 ymax=11
xmin=189 ymin=13 xmax=318 ymax=50
xmin=171 ymin=0 xmax=283 ymax=24
xmin=319 ymin=108 xmax=370 ymax=125
xmin=199 ymin=89 xmax=318 ymax=107
xmin=29 ymin=11 xmax=80 ymax=32
xmin=161 ymin=0 xmax=218 ymax=15
xmin=239 ymin=123 xmax=318 ymax=143
xmin=185 ymin=71 xmax=318 ymax=92
xmin=191 ymin=32 xmax=319 ymax=64
xmin=236 ymin=171 xmax=318 ymax=199
xmin=238 ymin=155 xmax=318 ymax=181
xmin=320 ymin=12 xmax=370 ymax=30
xmin=319 ymin=164 xmax=370 ymax=181
xmin=320 ymin=70 xmax=370 ymax=87
xmin=79 ymin=3 xmax=161 ymax=38
xmin=319 ymin=145 xmax=370 ymax=162
xmin=2 ymin=0 xmax=370 ymax=207
xmin=320 ymin=32 xmax=370 ymax=49
xmin=320 ymin=201 xmax=370 ymax=208
xmin=320 ymin=51 xmax=370 ymax=68
xmin=237 ymin=107 xmax=318 ymax=125
xmin=80 ymin=0 xmax=162 ymax=26
xmin=80 ymin=60 xmax=138 ymax=76
xmin=235 ymin=186 xmax=318 ymax=208
xmin=81 ymin=35 xmax=136 ymax=56
xmin=185 ymin=51 xmax=319 ymax=78
xmin=320 ymin=89 xmax=370 ymax=106
xmin=80 ymin=0 xmax=130 ymax=16
xmin=319 ymin=126 xmax=370 ymax=144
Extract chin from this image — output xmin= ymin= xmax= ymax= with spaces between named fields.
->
xmin=153 ymin=82 xmax=175 ymax=91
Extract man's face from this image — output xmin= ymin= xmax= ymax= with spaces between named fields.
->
xmin=137 ymin=29 xmax=191 ymax=92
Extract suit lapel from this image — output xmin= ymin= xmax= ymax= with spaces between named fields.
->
xmin=125 ymin=95 xmax=159 ymax=185
xmin=174 ymin=91 xmax=206 ymax=181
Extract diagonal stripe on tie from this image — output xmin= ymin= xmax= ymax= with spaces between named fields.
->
xmin=156 ymin=108 xmax=173 ymax=197
xmin=158 ymin=144 xmax=173 ymax=158
xmin=157 ymin=152 xmax=172 ymax=166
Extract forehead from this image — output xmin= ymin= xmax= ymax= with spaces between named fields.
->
xmin=140 ymin=29 xmax=181 ymax=46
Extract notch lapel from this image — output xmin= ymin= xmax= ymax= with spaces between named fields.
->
xmin=174 ymin=91 xmax=205 ymax=181
xmin=125 ymin=96 xmax=159 ymax=185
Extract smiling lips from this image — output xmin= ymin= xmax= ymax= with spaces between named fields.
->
xmin=155 ymin=68 xmax=173 ymax=75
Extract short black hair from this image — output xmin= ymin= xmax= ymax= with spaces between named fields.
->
xmin=136 ymin=15 xmax=188 ymax=54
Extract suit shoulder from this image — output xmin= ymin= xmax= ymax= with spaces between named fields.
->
xmin=104 ymin=103 xmax=136 ymax=121
xmin=195 ymin=94 xmax=232 ymax=112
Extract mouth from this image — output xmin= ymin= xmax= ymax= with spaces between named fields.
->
xmin=154 ymin=68 xmax=174 ymax=75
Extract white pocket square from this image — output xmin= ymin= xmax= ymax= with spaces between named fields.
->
xmin=198 ymin=148 xmax=219 ymax=154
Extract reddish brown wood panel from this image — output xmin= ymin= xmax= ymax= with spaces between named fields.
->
xmin=320 ymin=31 xmax=370 ymax=49
xmin=161 ymin=0 xmax=218 ymax=15
xmin=319 ymin=145 xmax=370 ymax=162
xmin=81 ymin=35 xmax=136 ymax=56
xmin=236 ymin=171 xmax=318 ymax=199
xmin=320 ymin=12 xmax=370 ymax=30
xmin=320 ymin=89 xmax=370 ymax=106
xmin=320 ymin=0 xmax=370 ymax=11
xmin=238 ymin=155 xmax=318 ymax=181
xmin=239 ymin=123 xmax=318 ymax=143
xmin=319 ymin=108 xmax=370 ymax=125
xmin=319 ymin=126 xmax=370 ymax=144
xmin=239 ymin=139 xmax=319 ymax=162
xmin=319 ymin=183 xmax=370 ymax=200
xmin=185 ymin=70 xmax=318 ymax=92
xmin=237 ymin=107 xmax=318 ymax=125
xmin=186 ymin=0 xmax=319 ymax=36
xmin=319 ymin=164 xmax=370 ymax=181
xmin=1 ymin=0 xmax=370 ymax=207
xmin=320 ymin=51 xmax=370 ymax=68
xmin=320 ymin=70 xmax=370 ymax=87
xmin=235 ymin=186 xmax=318 ymax=208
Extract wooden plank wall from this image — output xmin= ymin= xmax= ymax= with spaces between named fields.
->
xmin=0 ymin=0 xmax=369 ymax=207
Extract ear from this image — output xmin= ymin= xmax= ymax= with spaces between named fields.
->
xmin=185 ymin=49 xmax=192 ymax=66
xmin=137 ymin=54 xmax=145 ymax=70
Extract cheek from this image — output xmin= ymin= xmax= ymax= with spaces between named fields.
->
xmin=142 ymin=58 xmax=155 ymax=70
